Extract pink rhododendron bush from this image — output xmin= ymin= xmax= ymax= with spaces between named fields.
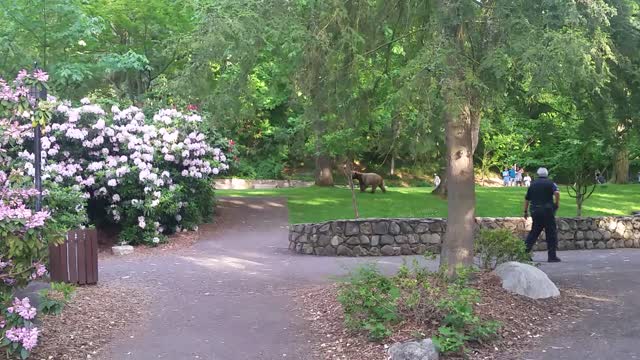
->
xmin=1 ymin=69 xmax=228 ymax=358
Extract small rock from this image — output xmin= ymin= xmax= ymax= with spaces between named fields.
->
xmin=388 ymin=338 xmax=439 ymax=360
xmin=111 ymin=245 xmax=134 ymax=256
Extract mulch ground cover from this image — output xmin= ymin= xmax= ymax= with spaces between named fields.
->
xmin=296 ymin=272 xmax=592 ymax=360
xmin=29 ymin=280 xmax=149 ymax=360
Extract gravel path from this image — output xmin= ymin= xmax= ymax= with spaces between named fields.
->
xmin=97 ymin=197 xmax=640 ymax=360
xmin=98 ymin=197 xmax=427 ymax=360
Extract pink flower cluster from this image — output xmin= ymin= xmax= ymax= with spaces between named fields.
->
xmin=4 ymin=326 xmax=39 ymax=351
xmin=0 ymin=171 xmax=51 ymax=231
xmin=6 ymin=297 xmax=37 ymax=320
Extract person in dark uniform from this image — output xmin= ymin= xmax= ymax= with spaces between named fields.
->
xmin=523 ymin=167 xmax=561 ymax=262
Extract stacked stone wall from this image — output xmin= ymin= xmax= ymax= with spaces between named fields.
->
xmin=288 ymin=216 xmax=640 ymax=256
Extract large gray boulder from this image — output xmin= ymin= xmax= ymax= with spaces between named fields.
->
xmin=494 ymin=262 xmax=560 ymax=299
xmin=388 ymin=339 xmax=438 ymax=360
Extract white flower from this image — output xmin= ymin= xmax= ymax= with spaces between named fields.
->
xmin=175 ymin=214 xmax=182 ymax=222
xmin=80 ymin=97 xmax=91 ymax=105
xmin=107 ymin=179 xmax=117 ymax=187
xmin=181 ymin=170 xmax=189 ymax=176
xmin=112 ymin=194 xmax=121 ymax=202
xmin=151 ymin=199 xmax=160 ymax=207
xmin=78 ymin=39 xmax=87 ymax=47
xmin=152 ymin=237 xmax=160 ymax=244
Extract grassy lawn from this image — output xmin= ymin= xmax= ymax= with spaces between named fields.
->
xmin=217 ymin=184 xmax=640 ymax=224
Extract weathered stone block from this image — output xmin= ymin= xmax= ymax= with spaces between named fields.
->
xmin=593 ymin=231 xmax=603 ymax=241
xmin=625 ymin=240 xmax=634 ymax=248
xmin=353 ymin=246 xmax=368 ymax=256
xmin=373 ymin=221 xmax=390 ymax=235
xmin=596 ymin=241 xmax=606 ymax=249
xmin=585 ymin=240 xmax=594 ymax=249
xmin=346 ymin=237 xmax=360 ymax=245
xmin=606 ymin=239 xmax=616 ymax=249
xmin=320 ymin=246 xmax=336 ymax=256
xmin=603 ymin=231 xmax=612 ymax=240
xmin=331 ymin=221 xmax=345 ymax=234
xmin=575 ymin=240 xmax=585 ymax=249
xmin=407 ymin=234 xmax=419 ymax=244
xmin=616 ymin=239 xmax=626 ymax=248
xmin=369 ymin=247 xmax=381 ymax=256
xmin=381 ymin=245 xmax=395 ymax=256
xmin=318 ymin=235 xmax=332 ymax=247
xmin=381 ymin=235 xmax=395 ymax=245
xmin=585 ymin=231 xmax=594 ymax=240
xmin=345 ymin=222 xmax=360 ymax=236
xmin=318 ymin=223 xmax=331 ymax=233
xmin=414 ymin=223 xmax=430 ymax=234
xmin=298 ymin=234 xmax=308 ymax=243
xmin=575 ymin=231 xmax=584 ymax=240
xmin=401 ymin=244 xmax=413 ymax=255
xmin=557 ymin=220 xmax=570 ymax=231
xmin=359 ymin=222 xmax=372 ymax=235
xmin=330 ymin=235 xmax=343 ymax=247
xmin=112 ymin=245 xmax=134 ymax=256
xmin=302 ymin=244 xmax=314 ymax=254
xmin=400 ymin=222 xmax=414 ymax=234
xmin=337 ymin=245 xmax=353 ymax=256
xmin=389 ymin=222 xmax=401 ymax=235
xmin=370 ymin=235 xmax=380 ymax=247
xmin=395 ymin=235 xmax=408 ymax=244
xmin=360 ymin=235 xmax=370 ymax=245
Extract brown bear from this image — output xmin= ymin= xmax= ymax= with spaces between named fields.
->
xmin=352 ymin=171 xmax=386 ymax=193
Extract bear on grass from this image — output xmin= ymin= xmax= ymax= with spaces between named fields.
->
xmin=352 ymin=171 xmax=386 ymax=193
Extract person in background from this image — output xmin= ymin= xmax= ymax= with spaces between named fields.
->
xmin=508 ymin=165 xmax=517 ymax=187
xmin=502 ymin=167 xmax=510 ymax=186
xmin=515 ymin=167 xmax=524 ymax=187
xmin=595 ymin=172 xmax=606 ymax=185
xmin=523 ymin=167 xmax=561 ymax=262
xmin=433 ymin=174 xmax=441 ymax=190
xmin=523 ymin=173 xmax=532 ymax=187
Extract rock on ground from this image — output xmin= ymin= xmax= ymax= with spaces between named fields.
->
xmin=494 ymin=261 xmax=560 ymax=299
xmin=111 ymin=245 xmax=134 ymax=256
xmin=388 ymin=339 xmax=439 ymax=360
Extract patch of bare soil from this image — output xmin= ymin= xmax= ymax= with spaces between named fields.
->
xmin=98 ymin=230 xmax=199 ymax=259
xmin=296 ymin=273 xmax=590 ymax=360
xmin=31 ymin=280 xmax=148 ymax=360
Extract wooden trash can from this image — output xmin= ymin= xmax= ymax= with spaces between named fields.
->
xmin=48 ymin=229 xmax=98 ymax=285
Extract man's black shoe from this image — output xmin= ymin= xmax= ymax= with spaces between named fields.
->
xmin=548 ymin=257 xmax=561 ymax=263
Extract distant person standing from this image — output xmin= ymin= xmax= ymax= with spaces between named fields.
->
xmin=515 ymin=167 xmax=524 ymax=186
xmin=502 ymin=168 xmax=510 ymax=186
xmin=523 ymin=167 xmax=561 ymax=262
xmin=433 ymin=174 xmax=441 ymax=190
xmin=508 ymin=166 xmax=517 ymax=187
xmin=523 ymin=173 xmax=532 ymax=187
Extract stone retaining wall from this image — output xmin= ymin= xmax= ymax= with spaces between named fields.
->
xmin=214 ymin=178 xmax=314 ymax=190
xmin=288 ymin=216 xmax=640 ymax=256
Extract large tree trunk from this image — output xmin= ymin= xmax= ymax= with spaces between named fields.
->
xmin=612 ymin=146 xmax=629 ymax=184
xmin=315 ymin=155 xmax=334 ymax=186
xmin=440 ymin=101 xmax=477 ymax=275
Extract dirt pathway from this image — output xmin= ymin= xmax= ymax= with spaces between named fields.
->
xmin=98 ymin=197 xmax=425 ymax=360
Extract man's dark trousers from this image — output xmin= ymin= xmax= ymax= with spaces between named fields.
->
xmin=525 ymin=207 xmax=558 ymax=259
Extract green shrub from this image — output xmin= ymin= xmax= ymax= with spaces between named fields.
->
xmin=475 ymin=229 xmax=530 ymax=270
xmin=337 ymin=265 xmax=401 ymax=341
xmin=38 ymin=282 xmax=76 ymax=316
xmin=433 ymin=267 xmax=501 ymax=354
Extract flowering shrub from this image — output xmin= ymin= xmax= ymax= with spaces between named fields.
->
xmin=0 ymin=170 xmax=61 ymax=359
xmin=1 ymin=69 xmax=228 ymax=357
xmin=2 ymin=70 xmax=228 ymax=246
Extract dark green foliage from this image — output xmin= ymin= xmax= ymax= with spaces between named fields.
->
xmin=337 ymin=265 xmax=401 ymax=341
xmin=38 ymin=282 xmax=76 ymax=316
xmin=475 ymin=229 xmax=530 ymax=270
xmin=338 ymin=264 xmax=500 ymax=352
